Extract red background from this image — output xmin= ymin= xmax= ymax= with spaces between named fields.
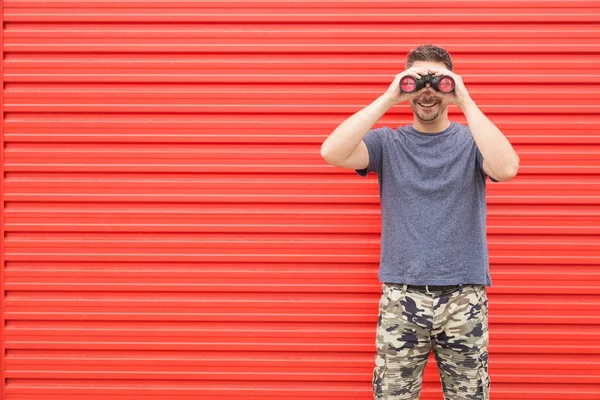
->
xmin=1 ymin=1 xmax=600 ymax=399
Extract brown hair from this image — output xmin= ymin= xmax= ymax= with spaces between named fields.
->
xmin=406 ymin=44 xmax=453 ymax=71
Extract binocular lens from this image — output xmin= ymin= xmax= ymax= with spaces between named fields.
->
xmin=438 ymin=76 xmax=454 ymax=93
xmin=400 ymin=76 xmax=417 ymax=92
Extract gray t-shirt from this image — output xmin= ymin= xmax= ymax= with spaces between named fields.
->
xmin=356 ymin=122 xmax=498 ymax=286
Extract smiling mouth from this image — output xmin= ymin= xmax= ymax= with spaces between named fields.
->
xmin=418 ymin=101 xmax=438 ymax=108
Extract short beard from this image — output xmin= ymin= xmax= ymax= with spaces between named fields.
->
xmin=410 ymin=101 xmax=445 ymax=122
xmin=416 ymin=110 xmax=441 ymax=122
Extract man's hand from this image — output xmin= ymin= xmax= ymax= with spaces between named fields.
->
xmin=426 ymin=67 xmax=473 ymax=110
xmin=383 ymin=67 xmax=430 ymax=105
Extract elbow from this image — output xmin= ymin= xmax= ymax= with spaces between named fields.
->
xmin=507 ymin=155 xmax=520 ymax=179
xmin=320 ymin=144 xmax=332 ymax=163
xmin=320 ymin=143 xmax=330 ymax=160
xmin=321 ymin=143 xmax=341 ymax=165
xmin=497 ymin=160 xmax=520 ymax=182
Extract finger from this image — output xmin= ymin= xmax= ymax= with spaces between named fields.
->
xmin=408 ymin=68 xmax=429 ymax=76
xmin=428 ymin=68 xmax=447 ymax=76
xmin=403 ymin=72 xmax=422 ymax=80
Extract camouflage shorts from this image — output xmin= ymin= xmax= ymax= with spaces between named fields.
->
xmin=373 ymin=283 xmax=490 ymax=400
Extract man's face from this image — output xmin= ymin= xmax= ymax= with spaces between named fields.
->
xmin=407 ymin=61 xmax=449 ymax=123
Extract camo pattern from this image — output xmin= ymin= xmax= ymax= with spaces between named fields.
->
xmin=373 ymin=283 xmax=490 ymax=399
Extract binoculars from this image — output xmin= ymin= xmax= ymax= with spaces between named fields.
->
xmin=400 ymin=74 xmax=455 ymax=93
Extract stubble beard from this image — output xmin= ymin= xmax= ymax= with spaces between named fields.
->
xmin=410 ymin=101 xmax=446 ymax=123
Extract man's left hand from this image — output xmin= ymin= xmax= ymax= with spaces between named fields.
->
xmin=427 ymin=67 xmax=473 ymax=110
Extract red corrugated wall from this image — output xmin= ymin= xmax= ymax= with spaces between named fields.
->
xmin=2 ymin=1 xmax=600 ymax=399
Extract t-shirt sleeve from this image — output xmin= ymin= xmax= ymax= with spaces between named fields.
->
xmin=355 ymin=127 xmax=388 ymax=177
xmin=475 ymin=145 xmax=500 ymax=183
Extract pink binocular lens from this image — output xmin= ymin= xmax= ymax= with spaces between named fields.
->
xmin=437 ymin=76 xmax=455 ymax=93
xmin=400 ymin=76 xmax=417 ymax=93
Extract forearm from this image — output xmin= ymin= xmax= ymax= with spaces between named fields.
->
xmin=461 ymin=100 xmax=520 ymax=180
xmin=321 ymin=94 xmax=395 ymax=162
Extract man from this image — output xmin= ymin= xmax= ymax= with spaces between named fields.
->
xmin=320 ymin=44 xmax=519 ymax=399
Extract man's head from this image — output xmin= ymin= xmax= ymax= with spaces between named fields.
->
xmin=406 ymin=44 xmax=453 ymax=71
xmin=405 ymin=45 xmax=453 ymax=124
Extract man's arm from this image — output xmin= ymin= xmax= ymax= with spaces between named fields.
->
xmin=320 ymin=93 xmax=395 ymax=168
xmin=461 ymin=100 xmax=520 ymax=182
xmin=321 ymin=67 xmax=430 ymax=168
xmin=427 ymin=67 xmax=520 ymax=182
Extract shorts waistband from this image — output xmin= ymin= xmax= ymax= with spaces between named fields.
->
xmin=406 ymin=284 xmax=463 ymax=293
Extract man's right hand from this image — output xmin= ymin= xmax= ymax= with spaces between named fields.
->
xmin=383 ymin=67 xmax=430 ymax=105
